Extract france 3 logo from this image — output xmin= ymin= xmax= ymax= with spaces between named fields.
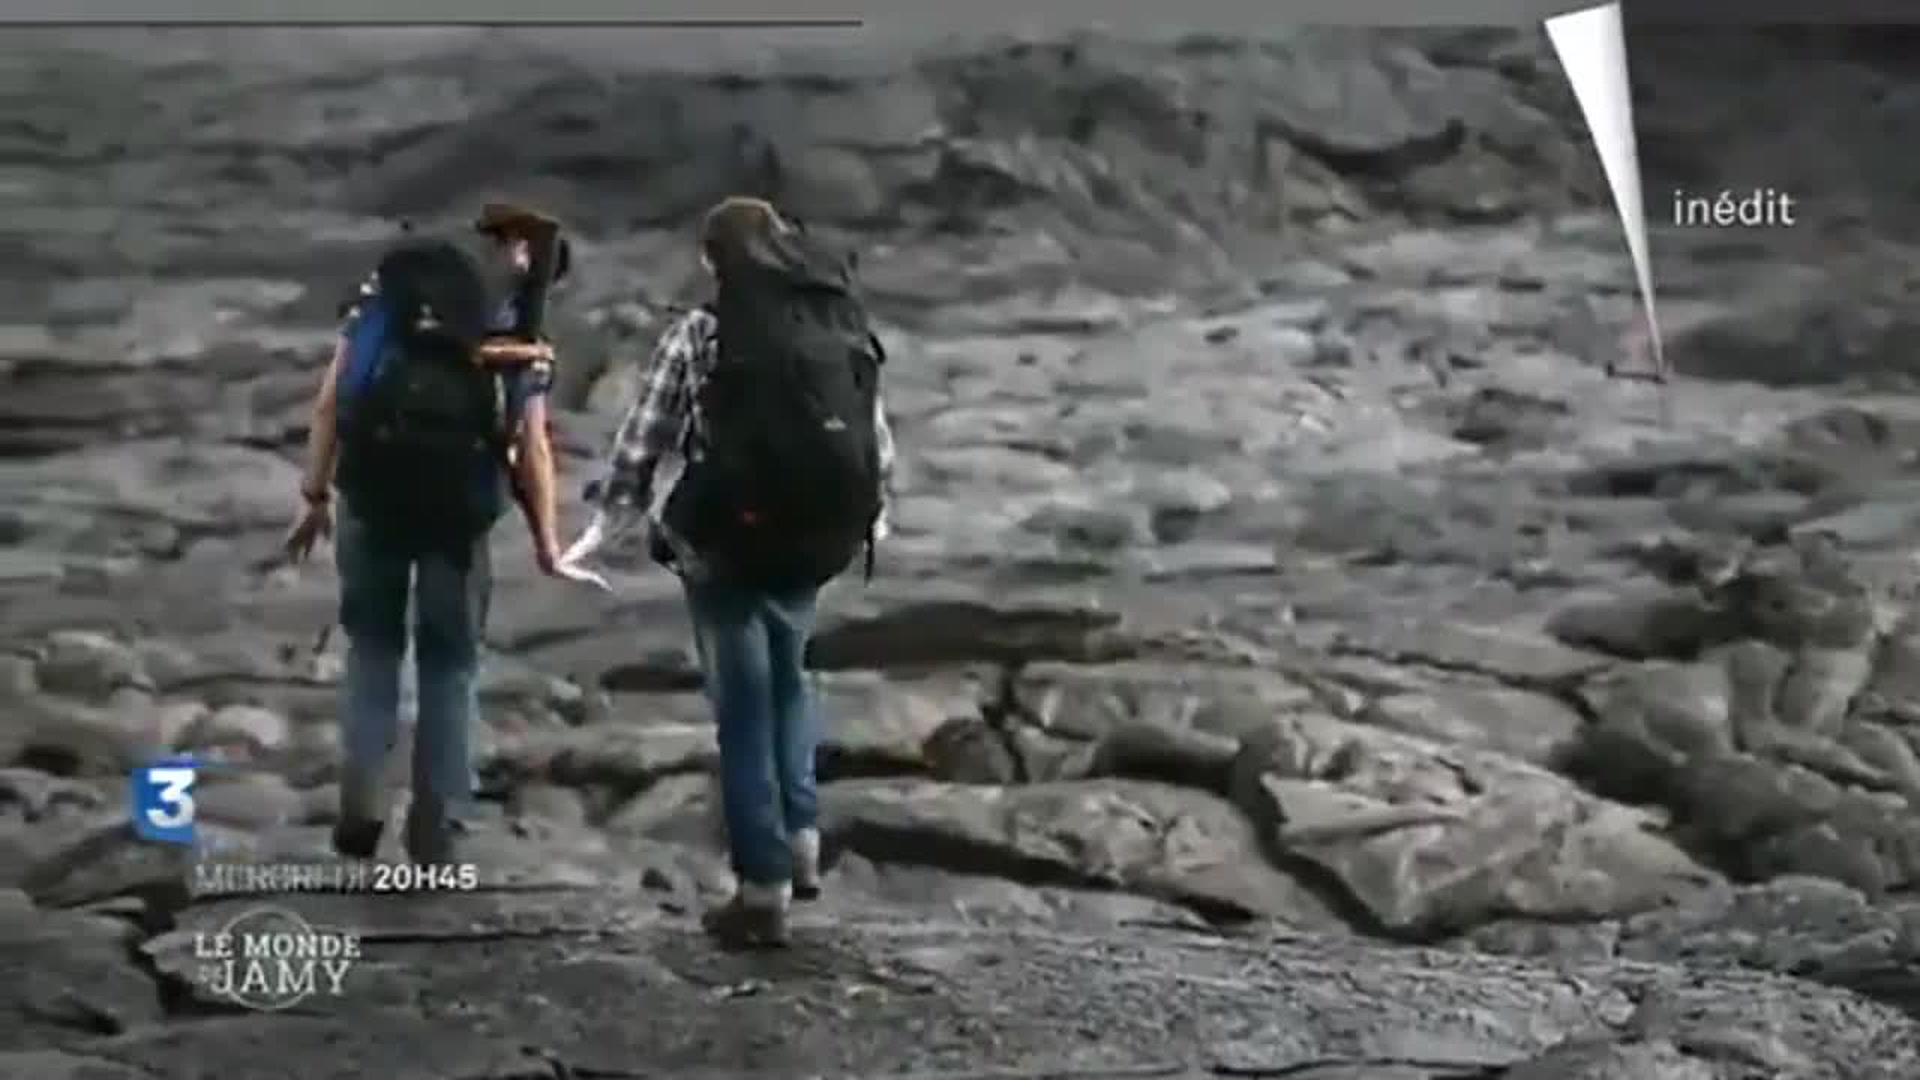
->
xmin=131 ymin=757 xmax=201 ymax=844
xmin=131 ymin=748 xmax=250 ymax=845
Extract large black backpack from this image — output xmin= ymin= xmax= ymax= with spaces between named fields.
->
xmin=669 ymin=228 xmax=885 ymax=589
xmin=335 ymin=234 xmax=514 ymax=544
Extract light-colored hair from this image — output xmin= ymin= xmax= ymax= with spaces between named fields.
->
xmin=699 ymin=195 xmax=790 ymax=271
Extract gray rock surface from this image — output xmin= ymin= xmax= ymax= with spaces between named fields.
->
xmin=6 ymin=22 xmax=1920 ymax=1080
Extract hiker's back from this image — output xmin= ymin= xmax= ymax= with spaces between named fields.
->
xmin=673 ymin=227 xmax=885 ymax=588
xmin=335 ymin=233 xmax=513 ymax=544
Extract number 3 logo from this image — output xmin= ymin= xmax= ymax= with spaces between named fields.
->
xmin=144 ymin=766 xmax=195 ymax=828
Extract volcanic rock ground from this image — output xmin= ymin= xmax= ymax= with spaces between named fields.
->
xmin=6 ymin=23 xmax=1920 ymax=1080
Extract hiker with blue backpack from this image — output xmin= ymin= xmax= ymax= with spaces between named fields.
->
xmin=565 ymin=195 xmax=894 ymax=948
xmin=283 ymin=203 xmax=572 ymax=864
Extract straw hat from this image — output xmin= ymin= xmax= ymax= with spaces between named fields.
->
xmin=473 ymin=202 xmax=571 ymax=282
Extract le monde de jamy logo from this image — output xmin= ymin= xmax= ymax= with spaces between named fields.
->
xmin=192 ymin=905 xmax=362 ymax=1011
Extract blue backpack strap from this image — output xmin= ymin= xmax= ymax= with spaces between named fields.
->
xmin=338 ymin=273 xmax=391 ymax=414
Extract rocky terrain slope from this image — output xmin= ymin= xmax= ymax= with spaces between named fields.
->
xmin=5 ymin=23 xmax=1920 ymax=1079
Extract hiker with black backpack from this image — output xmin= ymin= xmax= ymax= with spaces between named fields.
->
xmin=282 ymin=204 xmax=573 ymax=865
xmin=566 ymin=196 xmax=894 ymax=948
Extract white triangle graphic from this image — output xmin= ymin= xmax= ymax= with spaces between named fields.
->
xmin=1546 ymin=3 xmax=1664 ymax=377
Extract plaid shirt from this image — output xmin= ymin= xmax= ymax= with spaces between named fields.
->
xmin=597 ymin=306 xmax=895 ymax=555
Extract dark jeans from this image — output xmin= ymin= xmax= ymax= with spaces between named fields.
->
xmin=683 ymin=574 xmax=823 ymax=887
xmin=335 ymin=504 xmax=489 ymax=811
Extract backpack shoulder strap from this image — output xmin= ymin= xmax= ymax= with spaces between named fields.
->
xmin=338 ymin=272 xmax=394 ymax=404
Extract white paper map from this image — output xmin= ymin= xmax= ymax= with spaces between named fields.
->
xmin=554 ymin=560 xmax=611 ymax=592
xmin=555 ymin=515 xmax=612 ymax=591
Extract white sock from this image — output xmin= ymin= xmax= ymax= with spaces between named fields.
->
xmin=739 ymin=880 xmax=791 ymax=910
xmin=792 ymin=828 xmax=821 ymax=877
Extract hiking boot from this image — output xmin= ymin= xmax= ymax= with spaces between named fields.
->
xmin=331 ymin=818 xmax=383 ymax=859
xmin=791 ymin=828 xmax=823 ymax=902
xmin=332 ymin=770 xmax=385 ymax=859
xmin=403 ymin=795 xmax=457 ymax=865
xmin=701 ymin=882 xmax=790 ymax=949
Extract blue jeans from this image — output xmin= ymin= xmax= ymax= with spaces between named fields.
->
xmin=683 ymin=575 xmax=823 ymax=887
xmin=335 ymin=504 xmax=488 ymax=811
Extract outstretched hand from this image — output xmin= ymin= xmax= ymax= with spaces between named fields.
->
xmin=534 ymin=534 xmax=563 ymax=576
xmin=283 ymin=501 xmax=333 ymax=564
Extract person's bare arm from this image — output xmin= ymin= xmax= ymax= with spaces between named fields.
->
xmin=478 ymin=339 xmax=554 ymax=368
xmin=299 ymin=339 xmax=346 ymax=501
xmin=514 ymin=394 xmax=560 ymax=558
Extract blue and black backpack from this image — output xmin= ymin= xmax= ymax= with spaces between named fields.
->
xmin=668 ymin=226 xmax=884 ymax=589
xmin=335 ymin=234 xmax=514 ymax=541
